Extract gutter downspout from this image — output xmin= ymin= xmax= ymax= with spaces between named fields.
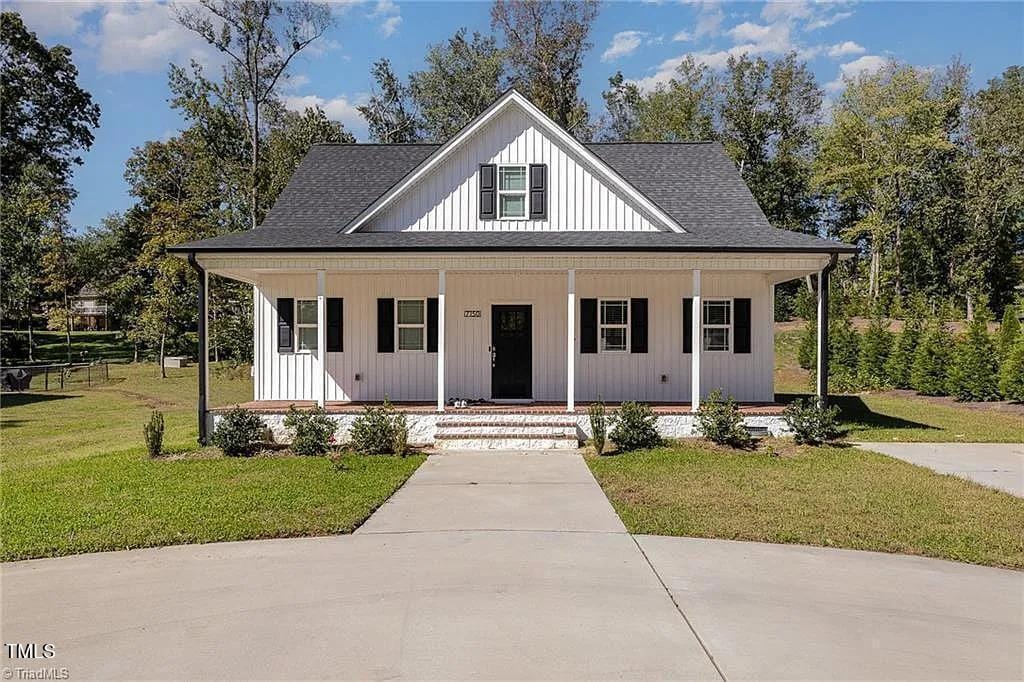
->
xmin=816 ymin=253 xmax=840 ymax=408
xmin=188 ymin=253 xmax=210 ymax=445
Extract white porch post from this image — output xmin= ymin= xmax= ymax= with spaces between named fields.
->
xmin=691 ymin=269 xmax=702 ymax=413
xmin=316 ymin=270 xmax=326 ymax=408
xmin=566 ymin=269 xmax=576 ymax=413
xmin=437 ymin=270 xmax=446 ymax=412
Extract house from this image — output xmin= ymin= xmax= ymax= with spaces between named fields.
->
xmin=170 ymin=90 xmax=854 ymax=448
xmin=69 ymin=286 xmax=109 ymax=331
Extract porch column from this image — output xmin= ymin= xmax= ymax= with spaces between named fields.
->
xmin=316 ymin=270 xmax=326 ymax=408
xmin=566 ymin=269 xmax=575 ymax=413
xmin=691 ymin=269 xmax=701 ymax=413
xmin=816 ymin=254 xmax=838 ymax=407
xmin=188 ymin=254 xmax=209 ymax=445
xmin=437 ymin=270 xmax=446 ymax=412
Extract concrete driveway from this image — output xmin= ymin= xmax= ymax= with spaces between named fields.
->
xmin=860 ymin=442 xmax=1024 ymax=496
xmin=3 ymin=451 xmax=1021 ymax=680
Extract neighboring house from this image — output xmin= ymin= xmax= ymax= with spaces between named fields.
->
xmin=170 ymin=90 xmax=854 ymax=448
xmin=55 ymin=285 xmax=109 ymax=331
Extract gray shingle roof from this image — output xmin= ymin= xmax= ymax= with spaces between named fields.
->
xmin=171 ymin=141 xmax=855 ymax=254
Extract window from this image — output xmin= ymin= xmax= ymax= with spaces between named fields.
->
xmin=296 ymin=299 xmax=318 ymax=352
xmin=396 ymin=299 xmax=426 ymax=351
xmin=498 ymin=165 xmax=527 ymax=218
xmin=702 ymin=299 xmax=731 ymax=351
xmin=599 ymin=299 xmax=629 ymax=352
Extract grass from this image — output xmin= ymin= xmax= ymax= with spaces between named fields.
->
xmin=588 ymin=443 xmax=1024 ymax=569
xmin=0 ymin=362 xmax=423 ymax=561
xmin=2 ymin=330 xmax=136 ymax=362
xmin=774 ymin=328 xmax=1024 ymax=442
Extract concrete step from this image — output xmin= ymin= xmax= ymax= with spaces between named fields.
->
xmin=434 ymin=415 xmax=581 ymax=450
xmin=435 ymin=433 xmax=580 ymax=451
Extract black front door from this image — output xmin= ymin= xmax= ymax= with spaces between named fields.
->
xmin=491 ymin=305 xmax=532 ymax=399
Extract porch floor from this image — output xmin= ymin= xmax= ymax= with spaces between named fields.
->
xmin=212 ymin=400 xmax=786 ymax=416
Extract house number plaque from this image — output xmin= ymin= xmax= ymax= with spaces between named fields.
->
xmin=464 ymin=310 xmax=482 ymax=318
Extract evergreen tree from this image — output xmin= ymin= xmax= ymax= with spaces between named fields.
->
xmin=911 ymin=308 xmax=955 ymax=395
xmin=947 ymin=305 xmax=1002 ymax=401
xmin=858 ymin=305 xmax=893 ymax=389
xmin=885 ymin=293 xmax=926 ymax=388
xmin=998 ymin=335 xmax=1024 ymax=402
xmin=827 ymin=314 xmax=861 ymax=392
xmin=797 ymin=318 xmax=816 ymax=370
xmin=996 ymin=305 xmax=1021 ymax=363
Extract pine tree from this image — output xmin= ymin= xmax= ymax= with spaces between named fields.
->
xmin=998 ymin=335 xmax=1024 ymax=402
xmin=947 ymin=306 xmax=1002 ymax=401
xmin=911 ymin=309 xmax=954 ymax=395
xmin=797 ymin=318 xmax=816 ymax=370
xmin=996 ymin=305 xmax=1021 ymax=363
xmin=885 ymin=294 xmax=926 ymax=388
xmin=828 ymin=315 xmax=861 ymax=392
xmin=858 ymin=305 xmax=893 ymax=389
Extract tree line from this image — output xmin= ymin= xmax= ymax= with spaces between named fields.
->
xmin=1 ymin=1 xmax=1021 ymax=369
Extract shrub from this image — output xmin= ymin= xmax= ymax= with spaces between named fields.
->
xmin=588 ymin=399 xmax=607 ymax=455
xmin=283 ymin=405 xmax=336 ymax=456
xmin=349 ymin=399 xmax=407 ymax=455
xmin=997 ymin=305 xmax=1021 ymax=362
xmin=695 ymin=389 xmax=751 ymax=448
xmin=947 ymin=306 xmax=1002 ymax=402
xmin=911 ymin=311 xmax=954 ymax=396
xmin=828 ymin=315 xmax=861 ymax=392
xmin=213 ymin=407 xmax=265 ymax=457
xmin=999 ymin=336 xmax=1024 ymax=402
xmin=143 ymin=410 xmax=164 ymax=458
xmin=885 ymin=294 xmax=926 ymax=389
xmin=609 ymin=401 xmax=661 ymax=452
xmin=797 ymin=318 xmax=816 ymax=370
xmin=857 ymin=307 xmax=893 ymax=390
xmin=783 ymin=398 xmax=841 ymax=445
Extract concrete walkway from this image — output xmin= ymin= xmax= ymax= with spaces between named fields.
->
xmin=860 ymin=442 xmax=1024 ymax=496
xmin=3 ymin=451 xmax=1021 ymax=680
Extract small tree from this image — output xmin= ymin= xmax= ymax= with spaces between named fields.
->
xmin=797 ymin=318 xmax=816 ymax=370
xmin=996 ymin=305 xmax=1021 ymax=363
xmin=885 ymin=294 xmax=926 ymax=389
xmin=911 ymin=309 xmax=955 ymax=395
xmin=998 ymin=335 xmax=1024 ymax=402
xmin=827 ymin=315 xmax=861 ymax=392
xmin=857 ymin=305 xmax=893 ymax=390
xmin=695 ymin=389 xmax=751 ymax=448
xmin=948 ymin=306 xmax=1002 ymax=401
xmin=143 ymin=410 xmax=165 ymax=458
xmin=588 ymin=399 xmax=607 ymax=455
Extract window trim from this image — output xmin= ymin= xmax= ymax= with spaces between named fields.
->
xmin=497 ymin=164 xmax=527 ymax=220
xmin=701 ymin=298 xmax=733 ymax=352
xmin=295 ymin=299 xmax=319 ymax=354
xmin=395 ymin=298 xmax=427 ymax=353
xmin=598 ymin=297 xmax=630 ymax=353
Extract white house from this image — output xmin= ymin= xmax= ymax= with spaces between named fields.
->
xmin=170 ymin=90 xmax=854 ymax=449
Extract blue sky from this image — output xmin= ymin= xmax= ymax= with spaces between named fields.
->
xmin=11 ymin=0 xmax=1024 ymax=231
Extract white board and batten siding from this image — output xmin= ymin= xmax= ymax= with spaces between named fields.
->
xmin=252 ymin=271 xmax=775 ymax=404
xmin=364 ymin=104 xmax=661 ymax=233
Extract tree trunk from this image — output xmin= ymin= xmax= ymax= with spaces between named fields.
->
xmin=133 ymin=342 xmax=139 ymax=363
xmin=159 ymin=332 xmax=167 ymax=379
xmin=869 ymin=248 xmax=880 ymax=299
xmin=27 ymin=321 xmax=34 ymax=362
xmin=64 ymin=291 xmax=71 ymax=363
xmin=966 ymin=296 xmax=974 ymax=321
xmin=250 ymin=100 xmax=259 ymax=230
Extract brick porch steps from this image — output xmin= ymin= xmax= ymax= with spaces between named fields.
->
xmin=434 ymin=415 xmax=581 ymax=451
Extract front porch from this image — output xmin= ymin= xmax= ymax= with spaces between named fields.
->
xmin=213 ymin=400 xmax=788 ymax=416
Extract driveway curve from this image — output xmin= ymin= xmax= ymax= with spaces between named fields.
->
xmin=3 ymin=451 xmax=1021 ymax=680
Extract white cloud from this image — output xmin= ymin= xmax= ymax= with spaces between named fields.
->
xmin=368 ymin=0 xmax=401 ymax=38
xmin=695 ymin=3 xmax=724 ymax=37
xmin=727 ymin=20 xmax=793 ymax=53
xmin=9 ymin=1 xmax=100 ymax=37
xmin=827 ymin=41 xmax=866 ymax=58
xmin=281 ymin=74 xmax=312 ymax=91
xmin=760 ymin=1 xmax=812 ymax=23
xmin=81 ymin=2 xmax=218 ymax=74
xmin=283 ymin=93 xmax=367 ymax=133
xmin=672 ymin=29 xmax=693 ymax=42
xmin=379 ymin=15 xmax=401 ymax=37
xmin=807 ymin=11 xmax=854 ymax=31
xmin=602 ymin=30 xmax=647 ymax=62
xmin=826 ymin=54 xmax=888 ymax=92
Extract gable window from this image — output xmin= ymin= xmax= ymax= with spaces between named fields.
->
xmin=396 ymin=299 xmax=426 ymax=351
xmin=296 ymin=299 xmax=318 ymax=352
xmin=599 ymin=299 xmax=629 ymax=352
xmin=498 ymin=165 xmax=527 ymax=218
xmin=702 ymin=299 xmax=732 ymax=352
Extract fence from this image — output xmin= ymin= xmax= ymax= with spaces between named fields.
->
xmin=0 ymin=361 xmax=112 ymax=392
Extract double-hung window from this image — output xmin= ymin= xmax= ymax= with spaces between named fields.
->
xmin=295 ymin=299 xmax=318 ymax=352
xmin=702 ymin=299 xmax=732 ymax=351
xmin=599 ymin=299 xmax=629 ymax=352
xmin=396 ymin=299 xmax=426 ymax=351
xmin=498 ymin=165 xmax=527 ymax=218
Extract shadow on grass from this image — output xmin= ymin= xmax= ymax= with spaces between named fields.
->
xmin=1 ymin=392 xmax=77 ymax=408
xmin=775 ymin=393 xmax=939 ymax=432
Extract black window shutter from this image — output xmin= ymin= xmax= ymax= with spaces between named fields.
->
xmin=427 ymin=297 xmax=439 ymax=352
xmin=377 ymin=298 xmax=394 ymax=353
xmin=479 ymin=164 xmax=496 ymax=219
xmin=630 ymin=298 xmax=648 ymax=354
xmin=326 ymin=298 xmax=343 ymax=352
xmin=683 ymin=298 xmax=693 ymax=354
xmin=580 ymin=298 xmax=598 ymax=354
xmin=529 ymin=164 xmax=547 ymax=219
xmin=734 ymin=298 xmax=752 ymax=354
xmin=277 ymin=298 xmax=294 ymax=352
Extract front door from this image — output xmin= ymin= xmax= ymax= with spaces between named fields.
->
xmin=491 ymin=305 xmax=532 ymax=399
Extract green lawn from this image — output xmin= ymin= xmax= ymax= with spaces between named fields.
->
xmin=2 ymin=330 xmax=136 ymax=362
xmin=588 ymin=444 xmax=1024 ymax=569
xmin=774 ymin=328 xmax=1024 ymax=442
xmin=0 ymin=363 xmax=423 ymax=561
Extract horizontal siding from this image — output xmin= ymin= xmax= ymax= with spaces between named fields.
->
xmin=366 ymin=105 xmax=659 ymax=233
xmin=253 ymin=271 xmax=774 ymax=404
